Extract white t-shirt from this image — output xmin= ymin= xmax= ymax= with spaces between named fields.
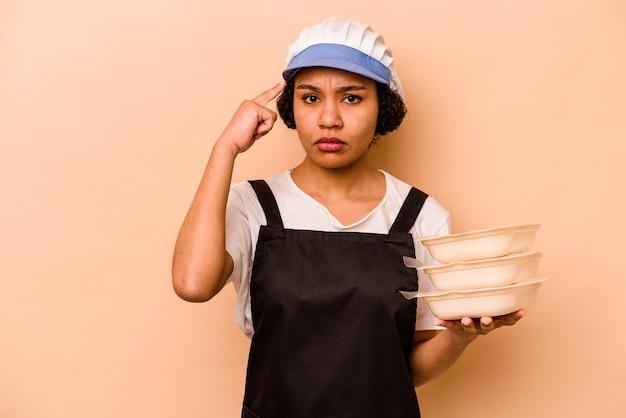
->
xmin=226 ymin=170 xmax=450 ymax=338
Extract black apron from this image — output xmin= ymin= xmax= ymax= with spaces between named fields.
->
xmin=242 ymin=180 xmax=427 ymax=418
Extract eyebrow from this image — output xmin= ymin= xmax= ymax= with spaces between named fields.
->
xmin=295 ymin=84 xmax=368 ymax=93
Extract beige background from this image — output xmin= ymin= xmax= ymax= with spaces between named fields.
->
xmin=2 ymin=0 xmax=625 ymax=417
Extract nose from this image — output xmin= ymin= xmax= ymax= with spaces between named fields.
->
xmin=318 ymin=101 xmax=343 ymax=129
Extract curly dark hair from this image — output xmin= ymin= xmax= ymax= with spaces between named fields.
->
xmin=276 ymin=78 xmax=406 ymax=137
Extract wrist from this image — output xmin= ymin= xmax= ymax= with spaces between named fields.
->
xmin=212 ymin=137 xmax=241 ymax=159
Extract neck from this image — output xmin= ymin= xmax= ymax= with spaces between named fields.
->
xmin=290 ymin=158 xmax=384 ymax=203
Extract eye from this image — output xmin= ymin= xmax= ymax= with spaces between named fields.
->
xmin=302 ymin=94 xmax=321 ymax=104
xmin=342 ymin=95 xmax=362 ymax=104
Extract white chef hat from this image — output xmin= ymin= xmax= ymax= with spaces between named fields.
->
xmin=282 ymin=17 xmax=405 ymax=100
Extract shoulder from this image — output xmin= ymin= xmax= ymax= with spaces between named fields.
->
xmin=381 ymin=171 xmax=450 ymax=238
xmin=228 ymin=171 xmax=296 ymax=222
xmin=229 ymin=171 xmax=291 ymax=206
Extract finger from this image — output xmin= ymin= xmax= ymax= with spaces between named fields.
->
xmin=254 ymin=109 xmax=279 ymax=137
xmin=434 ymin=318 xmax=463 ymax=331
xmin=480 ymin=317 xmax=493 ymax=326
xmin=493 ymin=309 xmax=526 ymax=327
xmin=460 ymin=317 xmax=478 ymax=334
xmin=461 ymin=317 xmax=474 ymax=327
xmin=479 ymin=317 xmax=495 ymax=333
xmin=252 ymin=124 xmax=274 ymax=140
xmin=253 ymin=80 xmax=287 ymax=106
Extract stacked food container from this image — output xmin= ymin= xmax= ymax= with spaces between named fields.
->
xmin=407 ymin=222 xmax=548 ymax=320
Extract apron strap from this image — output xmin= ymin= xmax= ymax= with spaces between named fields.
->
xmin=248 ymin=180 xmax=284 ymax=228
xmin=389 ymin=187 xmax=428 ymax=233
xmin=249 ymin=180 xmax=425 ymax=232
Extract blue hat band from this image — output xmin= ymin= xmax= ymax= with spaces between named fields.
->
xmin=282 ymin=43 xmax=391 ymax=85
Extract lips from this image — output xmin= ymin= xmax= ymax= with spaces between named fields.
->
xmin=315 ymin=137 xmax=344 ymax=152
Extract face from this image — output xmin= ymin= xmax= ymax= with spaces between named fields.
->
xmin=292 ymin=67 xmax=379 ymax=170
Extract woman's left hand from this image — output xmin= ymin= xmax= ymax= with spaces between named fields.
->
xmin=434 ymin=309 xmax=526 ymax=336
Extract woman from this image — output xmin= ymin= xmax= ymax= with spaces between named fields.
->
xmin=172 ymin=17 xmax=524 ymax=418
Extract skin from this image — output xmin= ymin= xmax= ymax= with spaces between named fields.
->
xmin=289 ymin=68 xmax=386 ymax=224
xmin=171 ymin=66 xmax=524 ymax=388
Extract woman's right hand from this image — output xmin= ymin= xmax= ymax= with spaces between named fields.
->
xmin=172 ymin=80 xmax=287 ymax=303
xmin=217 ymin=80 xmax=286 ymax=154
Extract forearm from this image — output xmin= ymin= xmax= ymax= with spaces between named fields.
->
xmin=410 ymin=329 xmax=477 ymax=387
xmin=172 ymin=82 xmax=285 ymax=302
xmin=172 ymin=140 xmax=239 ymax=302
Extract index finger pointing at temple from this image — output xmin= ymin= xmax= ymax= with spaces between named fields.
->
xmin=253 ymin=80 xmax=287 ymax=106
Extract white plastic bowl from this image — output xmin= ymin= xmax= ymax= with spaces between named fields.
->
xmin=419 ymin=222 xmax=542 ymax=264
xmin=418 ymin=251 xmax=544 ymax=291
xmin=414 ymin=277 xmax=548 ymax=320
